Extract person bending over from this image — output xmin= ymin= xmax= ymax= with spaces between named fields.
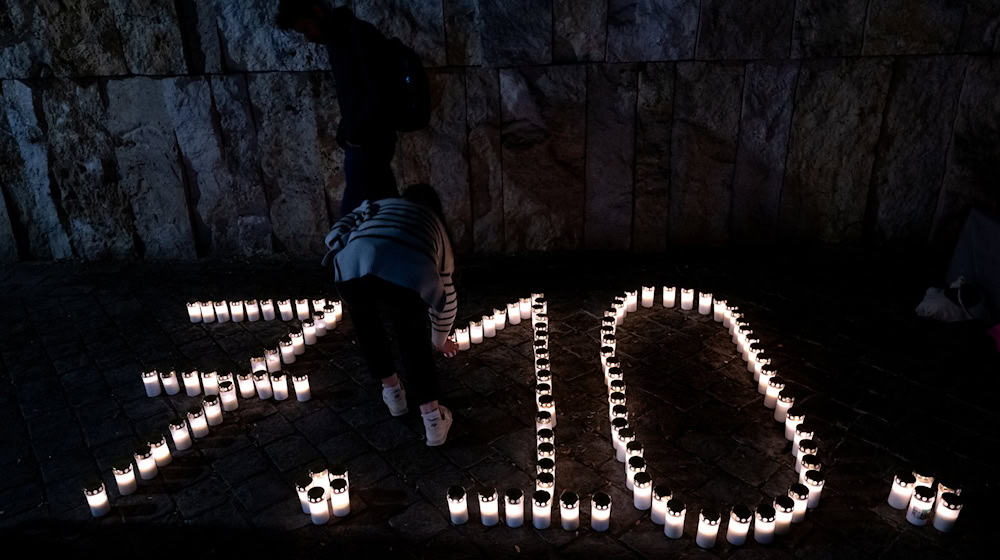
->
xmin=322 ymin=184 xmax=459 ymax=446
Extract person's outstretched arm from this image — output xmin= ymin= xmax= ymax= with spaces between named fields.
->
xmin=429 ymin=232 xmax=457 ymax=356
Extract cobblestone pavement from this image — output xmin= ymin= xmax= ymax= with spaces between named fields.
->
xmin=0 ymin=251 xmax=995 ymax=558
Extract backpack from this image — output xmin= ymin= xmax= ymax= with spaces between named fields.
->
xmin=384 ymin=38 xmax=431 ymax=132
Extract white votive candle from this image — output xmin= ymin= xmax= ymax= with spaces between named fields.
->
xmin=203 ymin=395 xmax=223 ymax=426
xmin=182 ymin=369 xmax=201 ymax=397
xmin=295 ymin=474 xmax=313 ymax=514
xmin=292 ymin=373 xmax=311 ymax=402
xmin=313 ymin=312 xmax=327 ymax=336
xmin=536 ymin=411 xmax=553 ymax=432
xmin=664 ymin=498 xmax=686 ymax=539
xmin=912 ymin=469 xmax=934 ymax=490
xmin=639 ymin=286 xmax=654 ymax=308
xmin=84 ymin=479 xmax=110 ymax=517
xmin=479 ymin=488 xmax=499 ymax=526
xmin=906 ymin=485 xmax=935 ymax=526
xmin=680 ymin=288 xmax=694 ymax=310
xmin=713 ymin=298 xmax=727 ymax=322
xmin=455 ymin=327 xmax=470 ymax=350
xmin=200 ymin=301 xmax=215 ymax=322
xmin=537 ymin=394 xmax=556 ymax=428
xmin=201 ymin=370 xmax=219 ymax=396
xmin=271 ymin=371 xmax=289 ymax=401
xmin=560 ymin=491 xmax=580 ymax=531
xmin=264 ymin=348 xmax=281 ymax=372
xmin=698 ymin=292 xmax=712 ymax=315
xmin=774 ymin=496 xmax=795 ymax=535
xmin=168 ymin=417 xmax=191 ymax=451
xmin=723 ymin=305 xmax=737 ymax=327
xmin=618 ymin=428 xmax=636 ymax=464
xmin=260 ymin=299 xmax=275 ymax=321
xmin=651 ymin=486 xmax=670 ymax=525
xmin=159 ymin=369 xmax=180 ymax=395
xmin=230 ymin=300 xmax=245 ymax=322
xmin=332 ymin=300 xmax=342 ymax=322
xmin=535 ymin=473 xmax=555 ymax=495
xmin=799 ymin=454 xmax=821 ymax=480
xmin=591 ymin=492 xmax=611 ymax=532
xmin=448 ymin=486 xmax=469 ymax=525
xmin=933 ymin=492 xmax=963 ymax=532
xmin=662 ymin=286 xmax=676 ymax=308
xmin=789 ymin=484 xmax=809 ymax=522
xmin=506 ymin=302 xmax=521 ymax=325
xmin=793 ymin=424 xmax=816 ymax=456
xmin=237 ymin=372 xmax=256 ymax=399
xmin=277 ymin=299 xmax=293 ymax=321
xmin=134 ymin=444 xmax=158 ymax=480
xmin=113 ymin=458 xmax=137 ymax=496
xmin=302 ymin=320 xmax=317 ymax=345
xmin=797 ymin=439 xmax=818 ymax=463
xmin=888 ymin=472 xmax=916 ymax=509
xmin=493 ymin=308 xmax=507 ymax=330
xmin=774 ymin=390 xmax=795 ymax=422
xmin=532 ymin=490 xmax=552 ymax=529
xmin=483 ymin=315 xmax=496 ymax=338
xmin=331 ymin=478 xmax=350 ymax=517
xmin=726 ymin=505 xmax=752 ymax=545
xmin=764 ymin=376 xmax=785 ymax=408
xmin=312 ymin=298 xmax=327 ymax=313
xmin=936 ymin=478 xmax=962 ymax=503
xmin=148 ymin=433 xmax=171 ymax=466
xmin=505 ymin=488 xmax=524 ymax=528
xmin=784 ymin=407 xmax=805 ymax=440
xmin=245 ymin=299 xmax=260 ymax=321
xmin=804 ymin=470 xmax=825 ymax=509
xmin=142 ymin=369 xmax=161 ymax=397
xmin=289 ymin=329 xmax=305 ymax=355
xmin=470 ymin=320 xmax=484 ymax=344
xmin=295 ymin=299 xmax=310 ymax=321
xmin=612 ymin=301 xmax=625 ymax=325
xmin=308 ymin=487 xmax=329 ymax=525
xmin=626 ymin=455 xmax=645 ymax=491
xmin=279 ymin=337 xmax=296 ymax=364
xmin=187 ymin=301 xmax=202 ymax=323
xmin=213 ymin=300 xmax=230 ymax=322
xmin=696 ymin=510 xmax=721 ymax=548
xmin=519 ymin=297 xmax=532 ymax=320
xmin=187 ymin=406 xmax=209 ymax=438
xmin=754 ymin=505 xmax=776 ymax=544
xmin=624 ymin=290 xmax=637 ymax=313
xmin=219 ymin=381 xmax=239 ymax=411
xmin=633 ymin=472 xmax=652 ymax=510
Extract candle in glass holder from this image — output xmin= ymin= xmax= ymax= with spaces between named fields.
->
xmin=476 ymin=488 xmax=499 ymax=526
xmin=308 ymin=487 xmax=329 ymax=525
xmin=591 ymin=491 xmax=612 ymax=532
xmin=236 ymin=372 xmax=255 ymax=399
xmin=313 ymin=311 xmax=327 ymax=337
xmin=804 ymin=470 xmax=825 ymax=509
xmin=746 ymin=342 xmax=764 ymax=371
xmin=294 ymin=299 xmax=310 ymax=321
xmin=624 ymin=290 xmax=637 ymax=313
xmin=447 ymin=486 xmax=469 ymax=524
xmin=713 ymin=298 xmax=727 ymax=322
xmin=536 ymin=369 xmax=552 ymax=385
xmin=182 ymin=369 xmax=201 ymax=397
xmin=662 ymin=286 xmax=676 ymax=308
xmin=612 ymin=301 xmax=625 ymax=325
xmin=698 ymin=292 xmax=713 ymax=315
xmin=212 ymin=300 xmax=229 ymax=323
xmin=764 ymin=376 xmax=785 ymax=408
xmin=739 ymin=336 xmax=759 ymax=360
xmin=696 ymin=509 xmax=721 ymax=548
xmin=560 ymin=491 xmax=580 ymax=530
xmin=203 ymin=395 xmax=223 ymax=426
xmin=754 ymin=505 xmax=776 ymax=544
xmin=727 ymin=310 xmax=743 ymax=333
xmin=455 ymin=327 xmax=470 ymax=350
xmin=217 ymin=370 xmax=232 ymax=387
xmin=888 ymin=472 xmax=916 ymax=509
xmin=532 ymin=490 xmax=552 ymax=529
xmin=331 ymin=300 xmax=342 ymax=322
xmin=243 ymin=299 xmax=259 ymax=322
xmin=277 ymin=299 xmax=293 ymax=321
xmin=201 ymin=370 xmax=219 ymax=396
xmin=537 ymin=428 xmax=555 ymax=448
xmin=252 ymin=370 xmax=273 ymax=400
xmin=633 ymin=472 xmax=652 ymax=510
xmin=295 ymin=474 xmax=313 ymax=514
xmin=289 ymin=328 xmax=305 ymax=355
xmin=625 ymin=437 xmax=643 ymax=463
xmin=531 ymin=304 xmax=546 ymax=323
xmin=135 ymin=443 xmax=158 ymax=480
xmin=535 ymin=381 xmax=552 ymax=405
xmin=323 ymin=304 xmax=337 ymax=330
xmin=774 ymin=496 xmax=795 ymax=535
xmin=271 ymin=371 xmax=289 ymax=401
xmin=492 ymin=308 xmax=506 ymax=331
xmin=651 ymin=485 xmax=670 ymax=524
xmin=290 ymin=373 xmax=311 ymax=402
xmin=793 ymin=422 xmax=816 ymax=456
xmin=788 ymin=484 xmax=809 ymax=522
xmin=774 ymin=390 xmax=795 ymax=422
xmin=519 ymin=297 xmax=532 ymax=320
xmin=796 ymin=439 xmax=818 ymax=463
xmin=609 ymin=391 xmax=627 ymax=415
xmin=142 ymin=369 xmax=161 ymax=397
xmin=610 ymin=417 xmax=628 ymax=454
xmin=302 ymin=320 xmax=317 ymax=345
xmin=933 ymin=492 xmax=963 ymax=532
xmin=936 ymin=477 xmax=962 ymax=503
xmin=537 ymin=458 xmax=555 ymax=477
xmin=641 ymin=286 xmax=655 ymax=308
xmin=784 ymin=408 xmax=805 ymax=441
xmin=723 ymin=304 xmax=737 ymax=327
xmin=905 ymin=485 xmax=934 ymax=526
xmin=664 ymin=498 xmax=686 ymax=538
xmin=482 ymin=314 xmax=496 ymax=338
xmin=84 ymin=478 xmax=111 ymax=517
xmin=187 ymin=301 xmax=202 ymax=323
xmin=260 ymin=299 xmax=275 ymax=321
xmin=726 ymin=505 xmax=752 ymax=545
xmin=219 ymin=381 xmax=238 ymax=411
xmin=536 ymin=411 xmax=553 ymax=432
xmin=617 ymin=428 xmax=635 ymax=464
xmin=504 ymin=488 xmax=524 ymax=527
xmin=279 ymin=337 xmax=296 ymax=364
xmin=506 ymin=302 xmax=521 ymax=325
xmin=611 ymin=403 xmax=628 ymax=423
xmin=537 ymin=442 xmax=555 ymax=462
xmin=148 ymin=433 xmax=172 ymax=466
xmin=537 ymin=394 xmax=556 ymax=428
xmin=798 ymin=454 xmax=821 ymax=480
xmin=261 ymin=348 xmax=279 ymax=373
xmin=168 ymin=417 xmax=191 ymax=450
xmin=158 ymin=369 xmax=180 ymax=396
xmin=311 ymin=297 xmax=327 ymax=312
xmin=753 ymin=351 xmax=771 ymax=378
xmin=607 ymin=367 xmax=624 ymax=392
xmin=200 ymin=301 xmax=215 ymax=323
xmin=331 ymin=478 xmax=350 ymax=517
xmin=535 ymin=473 xmax=555 ymax=495
xmin=912 ymin=468 xmax=934 ymax=490
xmin=229 ymin=300 xmax=245 ymax=322
xmin=626 ymin=455 xmax=646 ymax=490
xmin=113 ymin=458 xmax=137 ymax=496
xmin=680 ymin=289 xmax=694 ymax=311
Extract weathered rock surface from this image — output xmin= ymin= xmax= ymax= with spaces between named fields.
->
xmin=585 ymin=64 xmax=636 ymax=250
xmin=42 ymin=0 xmax=129 ymax=77
xmin=444 ymin=0 xmax=483 ymax=65
xmin=553 ymin=0 xmax=607 ymax=62
xmin=781 ymin=58 xmax=893 ymax=242
xmin=356 ymin=0 xmax=447 ymax=67
xmin=633 ymin=63 xmax=673 ymax=252
xmin=669 ymin=62 xmax=744 ymax=246
xmin=607 ymin=0 xmax=699 ymax=62
xmin=697 ymin=0 xmax=794 ymax=60
xmin=175 ymin=0 xmax=223 ymax=74
xmin=731 ymin=61 xmax=798 ymax=244
xmin=465 ymin=68 xmax=503 ymax=253
xmin=480 ymin=0 xmax=551 ymax=66
xmin=870 ymin=57 xmax=967 ymax=244
xmin=393 ymin=71 xmax=472 ymax=252
xmin=108 ymin=0 xmax=187 ymax=75
xmin=932 ymin=58 xmax=1000 ymax=246
xmin=863 ymin=0 xmax=965 ymax=55
xmin=955 ymin=0 xmax=1000 ymax=53
xmin=791 ymin=0 xmax=867 ymax=57
xmin=500 ymin=66 xmax=586 ymax=252
xmin=0 ymin=194 xmax=15 ymax=263
xmin=216 ymin=0 xmax=329 ymax=71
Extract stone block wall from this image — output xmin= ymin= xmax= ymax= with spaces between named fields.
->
xmin=1 ymin=0 xmax=998 ymax=262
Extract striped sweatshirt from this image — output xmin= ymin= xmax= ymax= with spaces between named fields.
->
xmin=321 ymin=198 xmax=457 ymax=347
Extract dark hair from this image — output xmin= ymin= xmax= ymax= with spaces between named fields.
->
xmin=275 ymin=0 xmax=327 ymax=30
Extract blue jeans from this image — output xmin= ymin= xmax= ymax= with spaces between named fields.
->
xmin=341 ymin=138 xmax=399 ymax=215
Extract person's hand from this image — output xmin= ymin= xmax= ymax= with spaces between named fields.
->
xmin=437 ymin=338 xmax=459 ymax=358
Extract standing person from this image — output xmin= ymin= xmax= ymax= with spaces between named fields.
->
xmin=322 ymin=184 xmax=458 ymax=446
xmin=277 ymin=0 xmax=429 ymax=215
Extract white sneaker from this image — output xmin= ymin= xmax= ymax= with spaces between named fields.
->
xmin=422 ymin=405 xmax=453 ymax=447
xmin=382 ymin=382 xmax=408 ymax=417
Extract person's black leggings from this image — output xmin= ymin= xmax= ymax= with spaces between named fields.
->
xmin=336 ymin=275 xmax=440 ymax=405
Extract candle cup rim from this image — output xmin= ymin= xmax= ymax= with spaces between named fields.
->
xmin=731 ymin=504 xmax=753 ymax=521
xmin=912 ymin=486 xmax=935 ymax=501
xmin=504 ymin=488 xmax=524 ymax=503
xmin=788 ymin=484 xmax=809 ymax=499
xmin=307 ymin=487 xmax=326 ymax=502
xmin=774 ymin=496 xmax=795 ymax=511
xmin=939 ymin=492 xmax=964 ymax=509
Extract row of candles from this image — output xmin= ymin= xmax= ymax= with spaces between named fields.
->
xmin=295 ymin=464 xmax=352 ymax=524
xmin=449 ymin=296 xmax=539 ymax=350
xmin=887 ymin=470 xmax=963 ymax=532
xmin=594 ymin=286 xmax=826 ymax=545
xmin=186 ymin=297 xmax=342 ymax=325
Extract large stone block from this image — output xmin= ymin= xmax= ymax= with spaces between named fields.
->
xmin=1 ymin=1 xmax=49 ymax=79
xmin=42 ymin=0 xmax=129 ymax=77
xmin=584 ymin=64 xmax=636 ymax=250
xmin=607 ymin=0 xmax=699 ymax=62
xmin=731 ymin=61 xmax=798 ymax=244
xmin=697 ymin=0 xmax=794 ymax=60
xmin=444 ymin=0 xmax=482 ymax=65
xmin=108 ymin=0 xmax=187 ymax=75
xmin=791 ymin=0 xmax=867 ymax=57
xmin=466 ymin=68 xmax=503 ymax=253
xmin=932 ymin=58 xmax=1000 ymax=246
xmin=781 ymin=58 xmax=893 ymax=242
xmin=499 ymin=65 xmax=586 ymax=252
xmin=248 ymin=72 xmax=336 ymax=257
xmin=393 ymin=71 xmax=472 ymax=253
xmin=633 ymin=62 xmax=674 ymax=252
xmin=553 ymin=0 xmax=607 ymax=62
xmin=0 ymin=80 xmax=72 ymax=260
xmin=171 ymin=0 xmax=223 ymax=74
xmin=480 ymin=0 xmax=551 ymax=66
xmin=216 ymin=0 xmax=329 ymax=71
xmin=105 ymin=78 xmax=197 ymax=259
xmin=356 ymin=0 xmax=446 ymax=67
xmin=669 ymin=62 xmax=744 ymax=246
xmin=870 ymin=57 xmax=967 ymax=244
xmin=863 ymin=0 xmax=965 ymax=55
xmin=40 ymin=80 xmax=138 ymax=259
